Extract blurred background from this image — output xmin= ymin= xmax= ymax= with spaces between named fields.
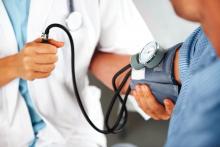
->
xmin=90 ymin=0 xmax=198 ymax=147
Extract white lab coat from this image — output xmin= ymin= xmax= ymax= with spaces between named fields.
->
xmin=0 ymin=0 xmax=153 ymax=147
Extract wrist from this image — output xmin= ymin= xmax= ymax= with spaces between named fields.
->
xmin=0 ymin=54 xmax=20 ymax=87
xmin=6 ymin=54 xmax=20 ymax=79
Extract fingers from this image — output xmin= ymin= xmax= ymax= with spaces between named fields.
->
xmin=133 ymin=85 xmax=161 ymax=119
xmin=34 ymin=43 xmax=58 ymax=54
xmin=164 ymin=99 xmax=175 ymax=116
xmin=34 ymin=54 xmax=58 ymax=64
xmin=132 ymin=84 xmax=174 ymax=120
xmin=33 ymin=38 xmax=64 ymax=54
xmin=28 ymin=72 xmax=51 ymax=80
xmin=31 ymin=64 xmax=55 ymax=73
xmin=18 ymin=38 xmax=63 ymax=81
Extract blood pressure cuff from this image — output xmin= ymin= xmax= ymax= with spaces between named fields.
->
xmin=130 ymin=43 xmax=183 ymax=104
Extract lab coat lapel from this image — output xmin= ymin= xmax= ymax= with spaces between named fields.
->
xmin=27 ymin=0 xmax=54 ymax=41
xmin=0 ymin=1 xmax=18 ymax=55
xmin=0 ymin=1 xmax=20 ymax=123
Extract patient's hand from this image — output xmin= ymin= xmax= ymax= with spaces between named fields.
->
xmin=132 ymin=84 xmax=175 ymax=120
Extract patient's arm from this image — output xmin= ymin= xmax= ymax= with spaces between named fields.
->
xmin=174 ymin=49 xmax=180 ymax=84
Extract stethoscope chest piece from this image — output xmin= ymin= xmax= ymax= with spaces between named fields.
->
xmin=66 ymin=11 xmax=83 ymax=31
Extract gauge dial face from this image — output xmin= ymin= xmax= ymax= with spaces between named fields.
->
xmin=139 ymin=42 xmax=158 ymax=64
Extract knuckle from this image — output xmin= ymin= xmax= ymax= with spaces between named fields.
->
xmin=144 ymin=85 xmax=151 ymax=92
xmin=24 ymin=64 xmax=31 ymax=71
xmin=22 ymin=56 xmax=31 ymax=63
xmin=146 ymin=91 xmax=153 ymax=98
xmin=22 ymin=57 xmax=27 ymax=63
xmin=23 ymin=48 xmax=30 ymax=55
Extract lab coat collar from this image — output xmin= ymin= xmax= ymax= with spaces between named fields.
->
xmin=27 ymin=0 xmax=54 ymax=41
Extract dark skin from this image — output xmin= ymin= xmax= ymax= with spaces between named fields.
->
xmin=133 ymin=0 xmax=220 ymax=120
xmin=171 ymin=0 xmax=220 ymax=56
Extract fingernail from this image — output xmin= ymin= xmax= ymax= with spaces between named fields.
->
xmin=164 ymin=99 xmax=168 ymax=105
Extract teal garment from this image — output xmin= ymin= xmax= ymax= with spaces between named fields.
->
xmin=165 ymin=28 xmax=220 ymax=146
xmin=2 ymin=0 xmax=46 ymax=146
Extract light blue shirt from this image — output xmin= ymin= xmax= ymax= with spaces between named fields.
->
xmin=2 ymin=0 xmax=46 ymax=146
xmin=165 ymin=28 xmax=220 ymax=146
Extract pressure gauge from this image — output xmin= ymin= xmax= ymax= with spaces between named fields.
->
xmin=131 ymin=41 xmax=165 ymax=70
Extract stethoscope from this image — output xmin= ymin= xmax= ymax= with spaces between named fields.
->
xmin=69 ymin=0 xmax=74 ymax=13
xmin=41 ymin=0 xmax=132 ymax=134
xmin=65 ymin=0 xmax=82 ymax=32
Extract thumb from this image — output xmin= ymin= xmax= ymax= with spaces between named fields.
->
xmin=164 ymin=99 xmax=175 ymax=115
xmin=33 ymin=38 xmax=64 ymax=48
xmin=48 ymin=39 xmax=64 ymax=48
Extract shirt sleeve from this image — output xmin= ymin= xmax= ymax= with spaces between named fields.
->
xmin=165 ymin=60 xmax=220 ymax=147
xmin=98 ymin=0 xmax=154 ymax=55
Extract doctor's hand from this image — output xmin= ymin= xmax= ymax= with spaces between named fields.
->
xmin=15 ymin=38 xmax=64 ymax=81
xmin=132 ymin=84 xmax=175 ymax=120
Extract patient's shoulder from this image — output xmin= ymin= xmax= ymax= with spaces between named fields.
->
xmin=180 ymin=27 xmax=218 ymax=75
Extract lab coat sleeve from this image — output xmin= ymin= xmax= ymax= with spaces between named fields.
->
xmin=98 ymin=0 xmax=154 ymax=55
xmin=98 ymin=0 xmax=152 ymax=120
